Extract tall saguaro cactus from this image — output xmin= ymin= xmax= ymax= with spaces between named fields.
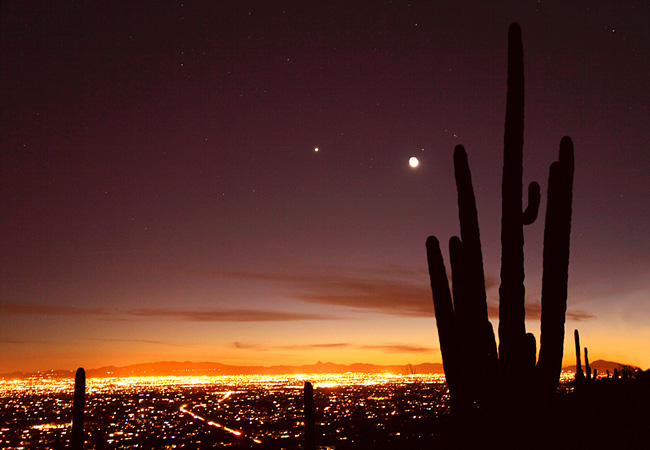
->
xmin=426 ymin=23 xmax=574 ymax=412
xmin=499 ymin=22 xmax=540 ymax=373
xmin=70 ymin=367 xmax=86 ymax=450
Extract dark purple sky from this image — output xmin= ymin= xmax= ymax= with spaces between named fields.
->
xmin=1 ymin=1 xmax=648 ymax=372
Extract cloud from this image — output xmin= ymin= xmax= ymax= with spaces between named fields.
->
xmin=357 ymin=264 xmax=429 ymax=278
xmin=231 ymin=342 xmax=354 ymax=351
xmin=297 ymin=278 xmax=433 ymax=317
xmin=91 ymin=338 xmax=190 ymax=347
xmin=232 ymin=341 xmax=262 ymax=350
xmin=188 ymin=267 xmax=435 ymax=317
xmin=0 ymin=301 xmax=110 ymax=317
xmin=520 ymin=303 xmax=595 ymax=322
xmin=294 ymin=276 xmax=593 ymax=321
xmin=0 ymin=301 xmax=339 ymax=323
xmin=232 ymin=341 xmax=435 ymax=354
xmin=182 ymin=266 xmax=594 ymax=322
xmin=128 ymin=308 xmax=335 ymax=322
xmin=279 ymin=342 xmax=353 ymax=350
xmin=566 ymin=310 xmax=595 ymax=321
xmin=0 ymin=338 xmax=48 ymax=344
xmin=359 ymin=344 xmax=437 ymax=354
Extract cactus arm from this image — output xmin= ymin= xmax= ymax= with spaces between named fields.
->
xmin=426 ymin=236 xmax=459 ymax=400
xmin=537 ymin=137 xmax=574 ymax=393
xmin=524 ymin=332 xmax=537 ymax=373
xmin=448 ymin=236 xmax=477 ymax=407
xmin=452 ymin=146 xmax=499 ymax=404
xmin=449 ymin=236 xmax=470 ymax=325
xmin=454 ymin=146 xmax=490 ymax=326
xmin=522 ymin=181 xmax=541 ymax=225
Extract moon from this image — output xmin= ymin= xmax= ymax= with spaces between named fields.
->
xmin=409 ymin=156 xmax=419 ymax=168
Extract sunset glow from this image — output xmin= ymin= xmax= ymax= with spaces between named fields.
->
xmin=1 ymin=1 xmax=648 ymax=375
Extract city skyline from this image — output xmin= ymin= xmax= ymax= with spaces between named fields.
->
xmin=1 ymin=1 xmax=649 ymax=373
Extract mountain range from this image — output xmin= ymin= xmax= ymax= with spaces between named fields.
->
xmin=2 ymin=359 xmax=636 ymax=380
xmin=4 ymin=361 xmax=442 ymax=379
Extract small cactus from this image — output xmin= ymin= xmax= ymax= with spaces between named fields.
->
xmin=574 ymin=329 xmax=585 ymax=384
xmin=304 ymin=382 xmax=315 ymax=450
xmin=70 ymin=367 xmax=85 ymax=450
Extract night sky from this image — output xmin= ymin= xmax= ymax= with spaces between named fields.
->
xmin=2 ymin=1 xmax=648 ymax=373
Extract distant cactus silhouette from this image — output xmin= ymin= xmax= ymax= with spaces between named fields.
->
xmin=426 ymin=23 xmax=574 ymax=413
xmin=304 ymin=381 xmax=315 ymax=450
xmin=70 ymin=367 xmax=85 ymax=450
xmin=574 ymin=329 xmax=585 ymax=384
xmin=584 ymin=348 xmax=591 ymax=381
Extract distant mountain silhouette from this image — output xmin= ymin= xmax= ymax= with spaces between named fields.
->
xmin=562 ymin=359 xmax=638 ymax=373
xmin=1 ymin=361 xmax=444 ymax=379
xmin=6 ymin=359 xmax=643 ymax=380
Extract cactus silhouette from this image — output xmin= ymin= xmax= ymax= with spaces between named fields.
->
xmin=574 ymin=329 xmax=585 ymax=384
xmin=536 ymin=135 xmax=574 ymax=394
xmin=426 ymin=22 xmax=574 ymax=413
xmin=584 ymin=347 xmax=591 ymax=381
xmin=304 ymin=381 xmax=315 ymax=450
xmin=70 ymin=367 xmax=85 ymax=450
xmin=498 ymin=20 xmax=539 ymax=374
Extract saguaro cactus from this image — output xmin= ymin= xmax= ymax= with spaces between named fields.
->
xmin=426 ymin=23 xmax=574 ymax=412
xmin=70 ymin=367 xmax=85 ymax=450
xmin=537 ymin=136 xmax=574 ymax=394
xmin=304 ymin=381 xmax=315 ymax=450
xmin=574 ymin=329 xmax=585 ymax=383
xmin=499 ymin=22 xmax=540 ymax=374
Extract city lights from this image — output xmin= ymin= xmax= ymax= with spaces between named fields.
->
xmin=0 ymin=372 xmax=449 ymax=448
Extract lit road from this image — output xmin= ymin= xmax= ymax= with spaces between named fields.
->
xmin=179 ymin=391 xmax=262 ymax=445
